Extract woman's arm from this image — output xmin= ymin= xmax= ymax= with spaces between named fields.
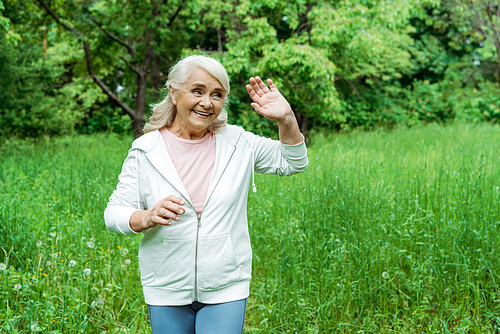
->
xmin=104 ymin=150 xmax=185 ymax=234
xmin=246 ymin=77 xmax=303 ymax=145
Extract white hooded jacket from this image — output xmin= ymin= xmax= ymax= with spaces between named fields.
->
xmin=104 ymin=124 xmax=308 ymax=306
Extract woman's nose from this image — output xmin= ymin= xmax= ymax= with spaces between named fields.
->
xmin=200 ymin=95 xmax=212 ymax=109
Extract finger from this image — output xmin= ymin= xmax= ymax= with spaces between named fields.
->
xmin=164 ymin=195 xmax=185 ymax=206
xmin=250 ymin=77 xmax=265 ymax=97
xmin=245 ymin=84 xmax=254 ymax=96
xmin=246 ymin=84 xmax=262 ymax=105
xmin=150 ymin=214 xmax=172 ymax=226
xmin=267 ymin=79 xmax=279 ymax=93
xmin=158 ymin=207 xmax=181 ymax=221
xmin=162 ymin=201 xmax=185 ymax=216
xmin=249 ymin=77 xmax=257 ymax=86
xmin=257 ymin=77 xmax=270 ymax=93
xmin=251 ymin=102 xmax=264 ymax=115
xmin=151 ymin=205 xmax=180 ymax=226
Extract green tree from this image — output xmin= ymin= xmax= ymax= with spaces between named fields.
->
xmin=404 ymin=2 xmax=500 ymax=124
xmin=447 ymin=0 xmax=500 ymax=83
xmin=4 ymin=0 xmax=497 ymax=137
xmin=36 ymin=0 xmax=195 ymax=137
xmin=195 ymin=0 xmax=339 ymax=137
xmin=0 ymin=2 xmax=84 ymax=137
xmin=189 ymin=0 xmax=441 ymax=134
xmin=0 ymin=0 xmax=21 ymax=44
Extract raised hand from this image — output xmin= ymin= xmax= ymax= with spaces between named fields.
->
xmin=246 ymin=77 xmax=292 ymax=122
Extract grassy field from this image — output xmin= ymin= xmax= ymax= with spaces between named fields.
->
xmin=1 ymin=122 xmax=500 ymax=333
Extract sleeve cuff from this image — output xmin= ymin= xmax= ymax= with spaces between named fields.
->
xmin=280 ymin=135 xmax=307 ymax=160
xmin=105 ymin=206 xmax=141 ymax=235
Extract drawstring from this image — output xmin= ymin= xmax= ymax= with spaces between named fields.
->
xmin=250 ymin=139 xmax=257 ymax=193
xmin=135 ymin=152 xmax=141 ymax=208
xmin=242 ymin=132 xmax=257 ymax=193
xmin=251 ymin=158 xmax=257 ymax=193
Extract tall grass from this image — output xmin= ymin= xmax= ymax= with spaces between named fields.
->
xmin=248 ymin=123 xmax=500 ymax=333
xmin=1 ymin=123 xmax=500 ymax=333
xmin=0 ymin=134 xmax=147 ymax=333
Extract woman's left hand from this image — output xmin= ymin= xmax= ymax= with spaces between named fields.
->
xmin=246 ymin=77 xmax=293 ymax=122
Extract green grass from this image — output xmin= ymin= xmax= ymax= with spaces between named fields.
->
xmin=2 ymin=123 xmax=500 ymax=333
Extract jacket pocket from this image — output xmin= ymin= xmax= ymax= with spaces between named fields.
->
xmin=198 ymin=234 xmax=241 ymax=291
xmin=139 ymin=237 xmax=195 ymax=289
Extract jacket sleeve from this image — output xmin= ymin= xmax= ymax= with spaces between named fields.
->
xmin=104 ymin=149 xmax=142 ymax=235
xmin=245 ymin=131 xmax=308 ymax=176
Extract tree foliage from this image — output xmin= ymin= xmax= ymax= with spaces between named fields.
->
xmin=1 ymin=0 xmax=500 ymax=138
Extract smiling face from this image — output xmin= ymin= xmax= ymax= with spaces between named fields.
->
xmin=168 ymin=67 xmax=226 ymax=140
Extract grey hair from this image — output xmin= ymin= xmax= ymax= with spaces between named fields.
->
xmin=143 ymin=55 xmax=230 ymax=134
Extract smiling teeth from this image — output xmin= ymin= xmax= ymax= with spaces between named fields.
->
xmin=194 ymin=110 xmax=210 ymax=116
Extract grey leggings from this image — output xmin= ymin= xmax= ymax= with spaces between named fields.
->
xmin=147 ymin=299 xmax=247 ymax=334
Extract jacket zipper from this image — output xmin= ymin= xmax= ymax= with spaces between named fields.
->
xmin=194 ymin=214 xmax=201 ymax=301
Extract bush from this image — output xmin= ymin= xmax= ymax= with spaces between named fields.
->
xmin=449 ymin=81 xmax=500 ymax=123
xmin=0 ymin=36 xmax=83 ymax=137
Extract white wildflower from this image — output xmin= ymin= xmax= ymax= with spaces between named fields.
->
xmin=30 ymin=323 xmax=42 ymax=332
xmin=121 ymin=248 xmax=129 ymax=256
xmin=51 ymin=253 xmax=58 ymax=259
xmin=83 ymin=268 xmax=91 ymax=275
xmin=49 ymin=232 xmax=56 ymax=237
xmin=125 ymin=259 xmax=131 ymax=265
xmin=86 ymin=241 xmax=95 ymax=249
xmin=382 ymin=272 xmax=389 ymax=279
xmin=69 ymin=260 xmax=76 ymax=267
xmin=46 ymin=261 xmax=52 ymax=266
xmin=0 ymin=263 xmax=6 ymax=271
xmin=36 ymin=240 xmax=43 ymax=247
xmin=14 ymin=284 xmax=22 ymax=290
xmin=91 ymin=298 xmax=104 ymax=307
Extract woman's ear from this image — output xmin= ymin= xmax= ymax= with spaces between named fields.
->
xmin=169 ymin=85 xmax=177 ymax=106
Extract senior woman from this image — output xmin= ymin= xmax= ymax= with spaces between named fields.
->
xmin=104 ymin=55 xmax=308 ymax=334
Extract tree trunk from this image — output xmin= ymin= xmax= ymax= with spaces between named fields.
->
xmin=152 ymin=54 xmax=161 ymax=99
xmin=134 ymin=73 xmax=147 ymax=138
xmin=216 ymin=27 xmax=223 ymax=53
xmin=151 ymin=1 xmax=162 ymax=100
xmin=38 ymin=0 xmax=183 ymax=138
xmin=43 ymin=25 xmax=47 ymax=58
xmin=37 ymin=0 xmax=139 ymax=134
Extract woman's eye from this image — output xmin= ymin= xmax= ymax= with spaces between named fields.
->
xmin=213 ymin=93 xmax=222 ymax=99
xmin=193 ymin=89 xmax=202 ymax=95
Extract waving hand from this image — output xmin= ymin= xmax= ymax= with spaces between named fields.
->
xmin=245 ymin=76 xmax=303 ymax=145
xmin=246 ymin=77 xmax=292 ymax=121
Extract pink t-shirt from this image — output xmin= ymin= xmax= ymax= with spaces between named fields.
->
xmin=160 ymin=127 xmax=216 ymax=215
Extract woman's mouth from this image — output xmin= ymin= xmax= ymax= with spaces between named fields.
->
xmin=193 ymin=110 xmax=212 ymax=117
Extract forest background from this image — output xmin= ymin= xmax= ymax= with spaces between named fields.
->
xmin=4 ymin=1 xmax=500 ymax=332
xmin=2 ymin=0 xmax=500 ymax=139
